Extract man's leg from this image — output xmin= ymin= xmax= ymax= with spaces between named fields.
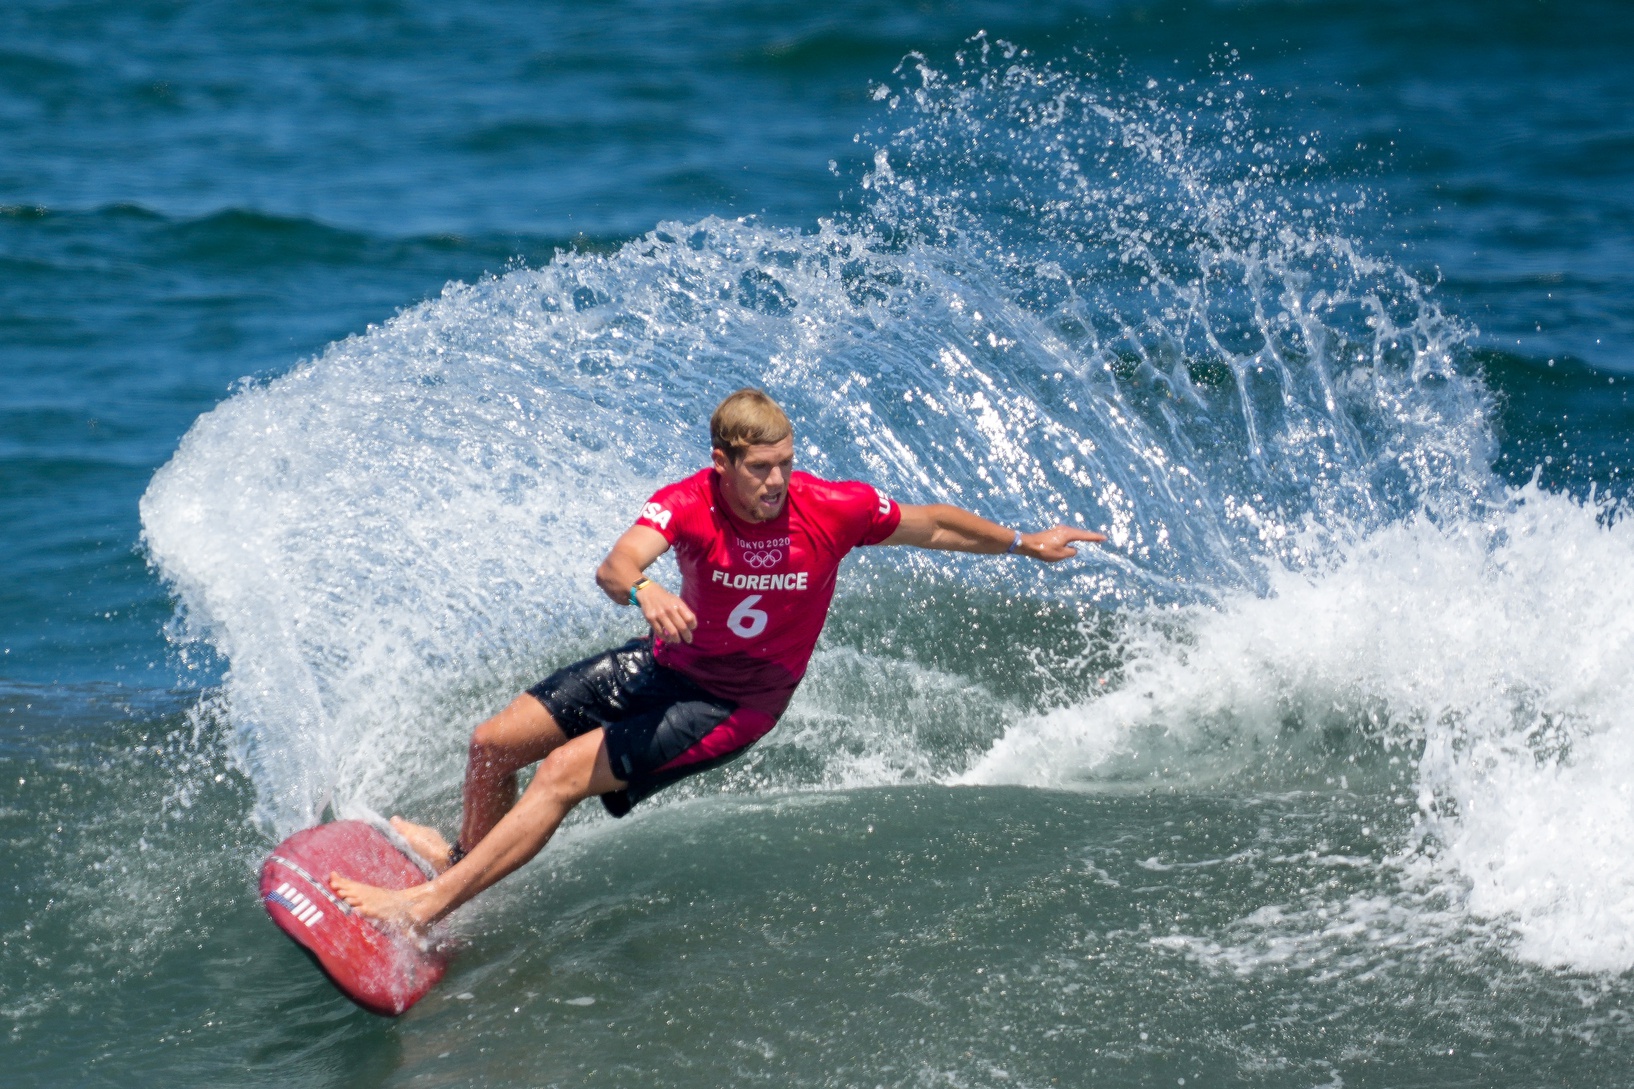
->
xmin=459 ymin=693 xmax=571 ymax=854
xmin=392 ymin=693 xmax=569 ymax=873
xmin=332 ymin=726 xmax=625 ymax=932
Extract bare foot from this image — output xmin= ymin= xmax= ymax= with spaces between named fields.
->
xmin=329 ymin=872 xmax=433 ymax=937
xmin=390 ymin=816 xmax=455 ymax=874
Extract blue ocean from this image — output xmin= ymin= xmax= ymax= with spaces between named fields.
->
xmin=5 ymin=1 xmax=1634 ymax=1085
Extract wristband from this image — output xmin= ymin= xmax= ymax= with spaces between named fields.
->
xmin=1006 ymin=531 xmax=1023 ymax=555
xmin=629 ymin=577 xmax=654 ymax=606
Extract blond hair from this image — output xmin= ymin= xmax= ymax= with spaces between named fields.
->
xmin=710 ymin=388 xmax=792 ymax=460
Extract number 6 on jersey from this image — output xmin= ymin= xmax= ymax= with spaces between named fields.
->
xmin=727 ymin=594 xmax=768 ymax=638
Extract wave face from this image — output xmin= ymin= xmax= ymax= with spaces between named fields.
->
xmin=142 ymin=47 xmax=1631 ymax=974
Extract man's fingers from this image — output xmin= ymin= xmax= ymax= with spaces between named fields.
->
xmin=1019 ymin=524 xmax=1109 ymax=563
xmin=648 ymin=604 xmax=696 ymax=644
xmin=644 ymin=607 xmax=672 ymax=641
xmin=636 ymin=587 xmax=695 ymax=644
xmin=1048 ymin=525 xmax=1107 ymax=550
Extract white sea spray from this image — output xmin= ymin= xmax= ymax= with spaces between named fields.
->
xmin=138 ymin=51 xmax=1632 ymax=980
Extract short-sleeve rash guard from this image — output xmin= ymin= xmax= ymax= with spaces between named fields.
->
xmin=633 ymin=468 xmax=901 ymax=715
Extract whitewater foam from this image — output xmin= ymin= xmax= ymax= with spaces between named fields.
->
xmin=964 ymin=485 xmax=1634 ymax=971
xmin=137 ymin=47 xmax=1634 ymax=976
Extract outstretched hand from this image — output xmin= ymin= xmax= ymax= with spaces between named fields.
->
xmin=1017 ymin=525 xmax=1107 ymax=562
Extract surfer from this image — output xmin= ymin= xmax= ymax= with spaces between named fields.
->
xmin=330 ymin=388 xmax=1104 ymax=933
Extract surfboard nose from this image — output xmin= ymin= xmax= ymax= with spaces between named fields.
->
xmin=259 ymin=820 xmax=447 ymax=1016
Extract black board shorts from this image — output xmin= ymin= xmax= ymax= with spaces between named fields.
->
xmin=527 ymin=638 xmax=765 ymax=817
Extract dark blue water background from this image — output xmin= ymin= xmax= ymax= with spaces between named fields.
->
xmin=4 ymin=0 xmax=1630 ymax=687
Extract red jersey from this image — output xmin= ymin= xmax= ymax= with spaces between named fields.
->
xmin=634 ymin=468 xmax=901 ymax=716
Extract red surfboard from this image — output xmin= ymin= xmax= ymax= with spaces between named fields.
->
xmin=260 ymin=820 xmax=448 ymax=1016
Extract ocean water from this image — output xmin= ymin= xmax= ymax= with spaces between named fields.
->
xmin=5 ymin=1 xmax=1634 ymax=1085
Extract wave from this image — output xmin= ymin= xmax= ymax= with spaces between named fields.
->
xmin=140 ymin=45 xmax=1631 ymax=971
xmin=0 ymin=201 xmax=583 ymax=273
xmin=961 ymin=483 xmax=1634 ymax=970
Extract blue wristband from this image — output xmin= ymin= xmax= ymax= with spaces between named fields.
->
xmin=1006 ymin=531 xmax=1023 ymax=554
xmin=629 ymin=577 xmax=653 ymax=606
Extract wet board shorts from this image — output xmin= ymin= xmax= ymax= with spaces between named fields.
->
xmin=527 ymin=637 xmax=779 ymax=817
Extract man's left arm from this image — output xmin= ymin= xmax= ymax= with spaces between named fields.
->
xmin=882 ymin=503 xmax=1105 ymax=563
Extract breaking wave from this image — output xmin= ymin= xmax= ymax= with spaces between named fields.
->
xmin=141 ymin=42 xmax=1632 ymax=971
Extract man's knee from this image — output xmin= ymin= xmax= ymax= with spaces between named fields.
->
xmin=467 ymin=724 xmax=511 ymax=776
xmin=468 ymin=716 xmax=509 ymax=757
xmin=468 ymin=695 xmax=564 ymax=771
xmin=526 ymin=739 xmax=601 ymax=807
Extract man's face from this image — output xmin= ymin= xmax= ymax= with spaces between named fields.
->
xmin=712 ymin=436 xmax=795 ymax=523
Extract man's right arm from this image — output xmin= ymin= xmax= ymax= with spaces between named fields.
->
xmin=595 ymin=526 xmax=699 ymax=644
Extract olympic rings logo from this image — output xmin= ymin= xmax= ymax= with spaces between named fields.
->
xmin=742 ymin=549 xmax=783 ymax=569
